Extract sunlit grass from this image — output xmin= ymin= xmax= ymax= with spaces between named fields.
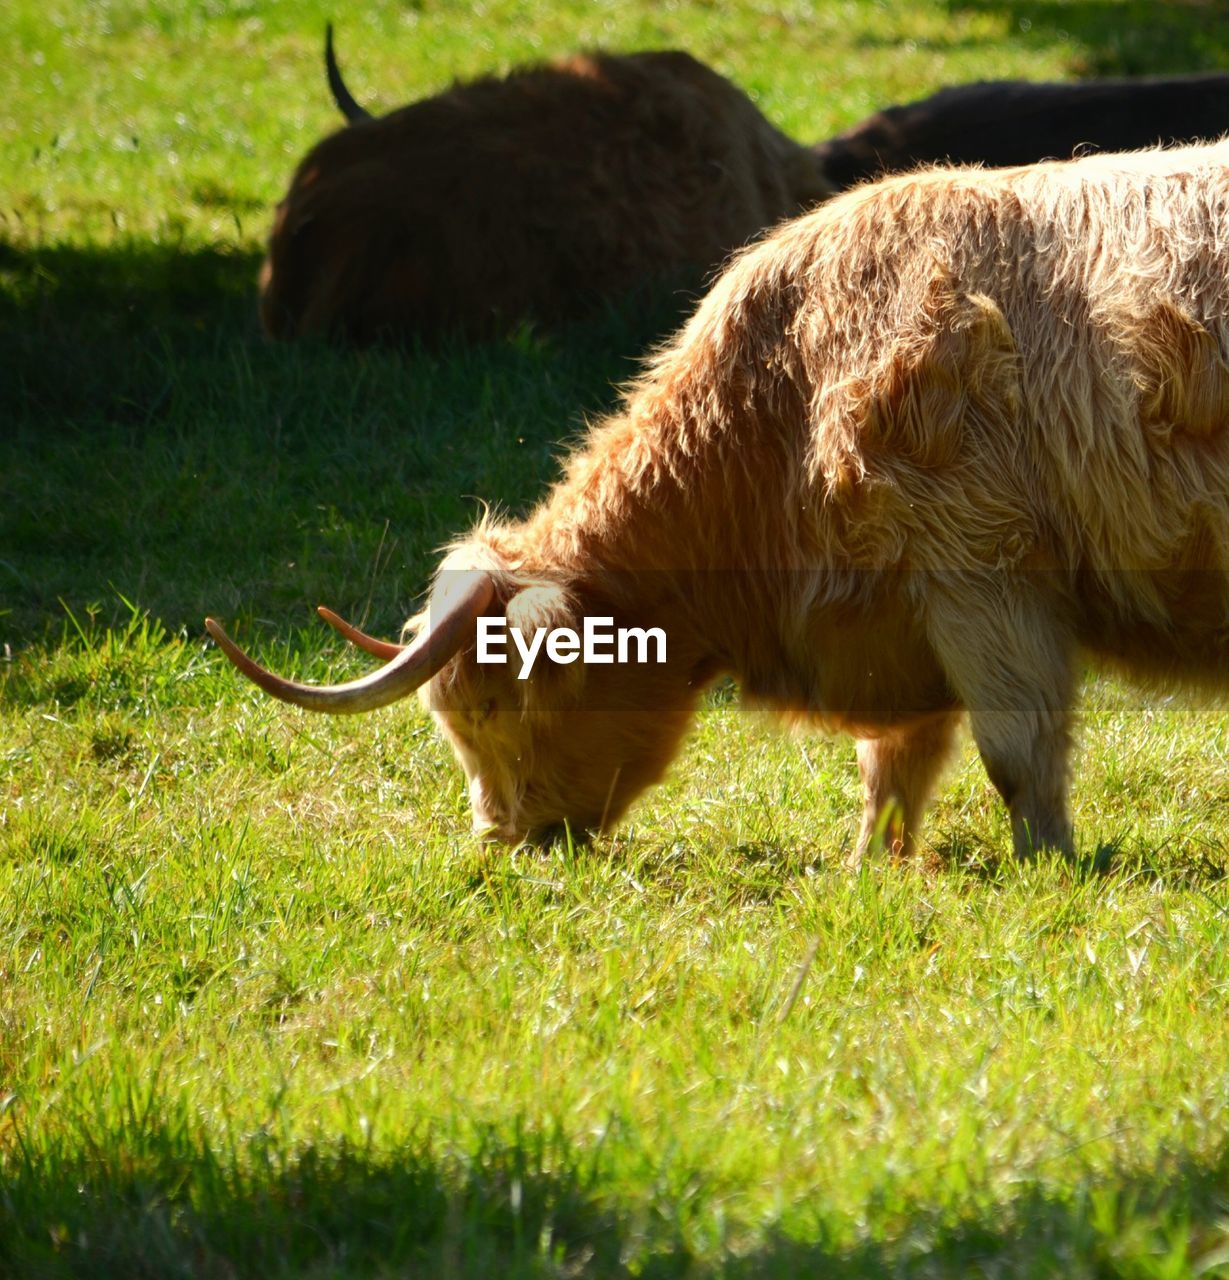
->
xmin=7 ymin=600 xmax=1229 ymax=1275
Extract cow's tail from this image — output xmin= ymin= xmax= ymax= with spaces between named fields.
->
xmin=325 ymin=23 xmax=373 ymax=124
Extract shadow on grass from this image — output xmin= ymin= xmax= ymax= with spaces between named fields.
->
xmin=0 ymin=238 xmax=265 ymax=427
xmin=945 ymin=0 xmax=1229 ymax=75
xmin=3 ymin=1120 xmax=1228 ymax=1278
xmin=1 ymin=236 xmax=691 ymax=644
xmin=925 ymin=833 xmax=1229 ymax=906
xmin=0 ymin=235 xmax=688 ymax=436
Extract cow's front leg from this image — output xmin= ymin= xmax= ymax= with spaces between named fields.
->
xmin=851 ymin=710 xmax=963 ymax=867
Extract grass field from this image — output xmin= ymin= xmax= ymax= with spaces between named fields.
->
xmin=8 ymin=1 xmax=1229 ymax=1275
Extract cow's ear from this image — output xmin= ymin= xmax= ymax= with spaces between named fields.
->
xmin=506 ymin=581 xmax=575 ymax=637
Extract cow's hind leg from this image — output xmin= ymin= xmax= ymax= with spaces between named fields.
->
xmin=852 ymin=710 xmax=963 ymax=867
xmin=926 ymin=582 xmax=1077 ymax=859
xmin=966 ymin=705 xmax=1075 ymax=857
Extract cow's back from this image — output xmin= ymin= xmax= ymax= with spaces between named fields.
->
xmin=645 ymin=144 xmax=1229 ymax=676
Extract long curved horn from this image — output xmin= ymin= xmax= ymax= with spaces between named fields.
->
xmin=325 ymin=22 xmax=373 ymax=125
xmin=316 ymin=606 xmax=405 ymax=659
xmin=205 ymin=572 xmax=493 ymax=715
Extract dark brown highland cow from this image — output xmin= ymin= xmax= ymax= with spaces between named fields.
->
xmin=259 ymin=30 xmax=832 ymax=343
xmin=218 ymin=141 xmax=1229 ymax=862
xmin=261 ymin=28 xmax=1229 ymax=347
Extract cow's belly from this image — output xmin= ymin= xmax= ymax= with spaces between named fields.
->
xmin=740 ymin=595 xmax=957 ymax=731
xmin=1077 ymin=566 xmax=1229 ymax=685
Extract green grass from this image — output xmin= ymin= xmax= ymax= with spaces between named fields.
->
xmin=7 ymin=1 xmax=1229 ymax=1275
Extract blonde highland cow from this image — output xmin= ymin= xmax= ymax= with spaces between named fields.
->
xmin=212 ymin=142 xmax=1229 ymax=861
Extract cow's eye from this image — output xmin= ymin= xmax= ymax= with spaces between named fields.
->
xmin=477 ymin=698 xmax=497 ymax=723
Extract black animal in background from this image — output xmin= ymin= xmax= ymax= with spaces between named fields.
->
xmin=814 ymin=72 xmax=1229 ymax=189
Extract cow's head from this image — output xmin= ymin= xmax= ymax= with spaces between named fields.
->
xmin=206 ymin=540 xmax=707 ymax=842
